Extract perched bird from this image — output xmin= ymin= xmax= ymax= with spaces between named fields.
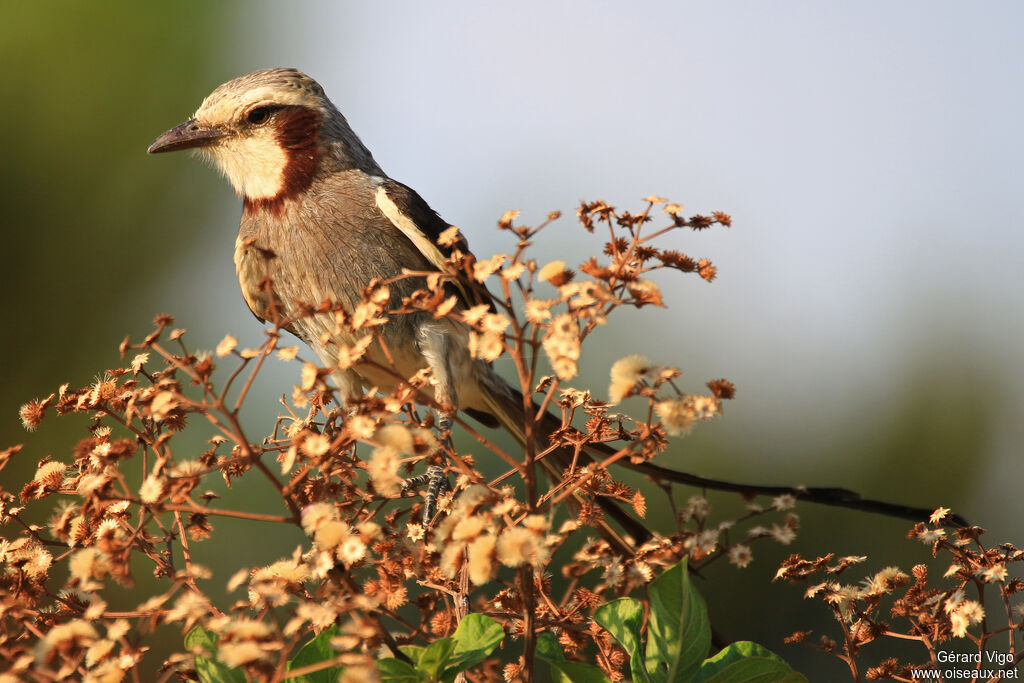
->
xmin=147 ymin=68 xmax=494 ymax=422
xmin=148 ymin=71 xmax=971 ymax=540
xmin=148 ymin=68 xmax=656 ymax=546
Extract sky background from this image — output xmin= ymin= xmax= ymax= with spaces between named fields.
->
xmin=4 ymin=2 xmax=1023 ymax=678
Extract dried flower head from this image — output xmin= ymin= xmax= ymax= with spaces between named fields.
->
xmin=1 ymin=196 xmax=754 ymax=680
xmin=367 ymin=446 xmax=402 ymax=497
xmin=542 ymin=314 xmax=581 ymax=380
xmin=496 ymin=527 xmax=550 ymax=569
xmin=608 ymin=354 xmax=651 ymax=403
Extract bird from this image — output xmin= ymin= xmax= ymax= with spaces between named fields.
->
xmin=148 ymin=68 xmax=958 ymax=548
xmin=147 ymin=68 xmax=664 ymax=548
xmin=147 ymin=68 xmax=503 ymax=431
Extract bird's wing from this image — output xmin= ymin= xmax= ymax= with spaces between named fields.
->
xmin=373 ymin=178 xmax=492 ymax=311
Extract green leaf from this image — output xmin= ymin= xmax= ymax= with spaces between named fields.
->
xmin=536 ymin=632 xmax=611 ymax=683
xmin=535 ymin=632 xmax=567 ymax=663
xmin=194 ymin=657 xmax=246 ymax=683
xmin=450 ymin=613 xmax=505 ymax=662
xmin=418 ymin=637 xmax=456 ymax=680
xmin=378 ymin=657 xmax=427 ymax=682
xmin=286 ymin=626 xmax=344 ymax=683
xmin=441 ymin=613 xmax=506 ymax=680
xmin=186 ymin=626 xmax=246 ymax=683
xmin=548 ymin=660 xmax=615 ymax=683
xmin=593 ymin=598 xmax=649 ymax=683
xmin=400 ymin=645 xmax=426 ymax=667
xmin=185 ymin=625 xmax=218 ymax=653
xmin=646 ymin=559 xmax=711 ymax=682
xmin=695 ymin=642 xmax=807 ymax=683
xmin=591 ymin=563 xmax=804 ymax=683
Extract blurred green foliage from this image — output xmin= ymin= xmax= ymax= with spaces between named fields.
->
xmin=1 ymin=3 xmax=232 ymax=486
xmin=0 ymin=5 xmax=1013 ymax=681
xmin=1 ymin=7 xmax=243 ymax=676
xmin=681 ymin=358 xmax=1002 ymax=679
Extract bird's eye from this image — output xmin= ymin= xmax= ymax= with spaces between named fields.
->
xmin=247 ymin=107 xmax=273 ymax=125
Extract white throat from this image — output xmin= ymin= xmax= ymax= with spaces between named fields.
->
xmin=203 ymin=136 xmax=287 ymax=200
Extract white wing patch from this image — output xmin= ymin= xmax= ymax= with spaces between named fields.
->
xmin=374 ymin=185 xmax=449 ymax=271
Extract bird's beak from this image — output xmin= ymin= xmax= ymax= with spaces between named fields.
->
xmin=147 ymin=119 xmax=230 ymax=154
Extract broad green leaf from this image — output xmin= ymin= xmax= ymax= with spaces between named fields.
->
xmin=451 ymin=613 xmax=505 ymax=660
xmin=378 ymin=657 xmax=426 ymax=682
xmin=286 ymin=626 xmax=344 ymax=683
xmin=185 ymin=626 xmax=218 ymax=653
xmin=418 ymin=637 xmax=456 ymax=680
xmin=645 ymin=559 xmax=711 ymax=682
xmin=186 ymin=626 xmax=246 ymax=683
xmin=535 ymin=632 xmax=567 ymax=662
xmin=593 ymin=597 xmax=649 ymax=683
xmin=548 ymin=660 xmax=615 ymax=683
xmin=400 ymin=645 xmax=426 ymax=667
xmin=442 ymin=613 xmax=505 ymax=680
xmin=194 ymin=656 xmax=247 ymax=683
xmin=536 ymin=632 xmax=611 ymax=683
xmin=695 ymin=642 xmax=807 ymax=683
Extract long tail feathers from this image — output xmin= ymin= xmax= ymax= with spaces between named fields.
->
xmin=473 ymin=375 xmax=966 ymax=533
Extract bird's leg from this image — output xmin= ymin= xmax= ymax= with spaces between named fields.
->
xmin=423 ymin=411 xmax=454 ymax=523
xmin=400 ymin=408 xmax=455 ymax=525
xmin=322 ymin=406 xmax=343 ymax=437
xmin=406 ymin=331 xmax=461 ymax=525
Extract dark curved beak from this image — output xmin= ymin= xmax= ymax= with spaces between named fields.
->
xmin=147 ymin=119 xmax=230 ymax=154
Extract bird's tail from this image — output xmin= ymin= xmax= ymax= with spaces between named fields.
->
xmin=477 ymin=375 xmax=654 ymax=553
xmin=474 ymin=374 xmax=969 ymax=533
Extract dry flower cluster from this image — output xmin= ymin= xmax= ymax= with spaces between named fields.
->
xmin=3 ymin=198 xmax=1012 ymax=682
xmin=778 ymin=508 xmax=1024 ymax=681
xmin=1 ymin=198 xmax=759 ymax=681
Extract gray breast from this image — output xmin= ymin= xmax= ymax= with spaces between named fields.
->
xmin=235 ymin=170 xmax=435 ymax=343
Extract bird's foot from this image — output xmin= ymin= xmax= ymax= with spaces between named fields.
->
xmin=322 ymin=415 xmax=341 ymax=438
xmin=426 ymin=412 xmax=455 ymax=523
xmin=401 ymin=410 xmax=455 ymax=525
xmin=401 ymin=464 xmax=451 ymax=526
xmin=422 ymin=464 xmax=451 ymax=524
xmin=309 ymin=408 xmax=343 ymax=437
xmin=437 ymin=412 xmax=454 ymax=450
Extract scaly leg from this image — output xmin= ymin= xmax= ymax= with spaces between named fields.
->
xmin=402 ymin=410 xmax=453 ymax=525
xmin=408 ymin=321 xmax=461 ymax=524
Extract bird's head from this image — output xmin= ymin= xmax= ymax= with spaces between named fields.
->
xmin=148 ymin=68 xmax=379 ymax=209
